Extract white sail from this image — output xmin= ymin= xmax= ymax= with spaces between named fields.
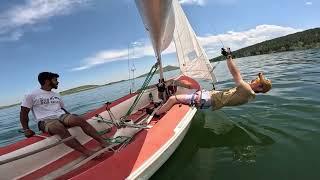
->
xmin=135 ymin=0 xmax=217 ymax=82
xmin=172 ymin=0 xmax=217 ymax=82
xmin=135 ymin=0 xmax=175 ymax=79
xmin=135 ymin=0 xmax=174 ymax=57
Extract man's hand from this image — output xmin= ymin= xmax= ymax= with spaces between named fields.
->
xmin=221 ymin=48 xmax=232 ymax=58
xmin=24 ymin=129 xmax=35 ymax=138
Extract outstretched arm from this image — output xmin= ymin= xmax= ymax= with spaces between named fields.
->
xmin=222 ymin=48 xmax=243 ymax=86
xmin=226 ymin=56 xmax=243 ymax=86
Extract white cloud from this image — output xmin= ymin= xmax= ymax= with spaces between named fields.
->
xmin=198 ymin=24 xmax=302 ymax=57
xmin=0 ymin=31 xmax=23 ymax=42
xmin=71 ymin=39 xmax=155 ymax=71
xmin=305 ymin=2 xmax=312 ymax=5
xmin=72 ymin=24 xmax=302 ymax=71
xmin=179 ymin=0 xmax=207 ymax=6
xmin=0 ymin=0 xmax=90 ymax=41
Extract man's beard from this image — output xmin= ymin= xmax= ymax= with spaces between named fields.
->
xmin=50 ymin=82 xmax=58 ymax=89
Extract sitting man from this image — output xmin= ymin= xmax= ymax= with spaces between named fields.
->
xmin=20 ymin=72 xmax=108 ymax=157
xmin=153 ymin=48 xmax=272 ymax=116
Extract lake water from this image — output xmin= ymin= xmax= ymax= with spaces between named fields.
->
xmin=1 ymin=49 xmax=320 ymax=180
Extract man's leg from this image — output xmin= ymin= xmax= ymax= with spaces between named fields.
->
xmin=46 ymin=121 xmax=94 ymax=156
xmin=156 ymin=94 xmax=189 ymax=115
xmin=63 ymin=115 xmax=108 ymax=148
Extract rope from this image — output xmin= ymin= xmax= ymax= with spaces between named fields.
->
xmin=103 ymin=136 xmax=131 ymax=144
xmin=124 ymin=62 xmax=159 ymax=117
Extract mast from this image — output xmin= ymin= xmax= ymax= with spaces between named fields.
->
xmin=135 ymin=0 xmax=174 ymax=81
xmin=158 ymin=55 xmax=164 ymax=80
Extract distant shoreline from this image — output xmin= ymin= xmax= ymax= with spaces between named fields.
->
xmin=59 ymin=65 xmax=179 ymax=96
xmin=0 ymin=65 xmax=179 ymax=110
xmin=0 ymin=103 xmax=20 ymax=110
xmin=210 ymin=28 xmax=320 ymax=62
xmin=2 ymin=27 xmax=319 ymax=110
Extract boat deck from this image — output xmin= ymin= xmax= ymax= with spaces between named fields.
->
xmin=13 ymin=99 xmax=190 ymax=180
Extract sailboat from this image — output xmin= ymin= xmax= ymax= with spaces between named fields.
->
xmin=0 ymin=0 xmax=217 ymax=179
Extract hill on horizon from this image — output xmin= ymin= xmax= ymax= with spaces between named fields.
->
xmin=210 ymin=27 xmax=320 ymax=62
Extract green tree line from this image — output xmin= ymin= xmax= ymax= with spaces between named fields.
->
xmin=211 ymin=28 xmax=320 ymax=62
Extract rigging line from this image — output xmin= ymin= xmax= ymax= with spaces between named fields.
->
xmin=125 ymin=63 xmax=158 ymax=117
xmin=208 ymin=23 xmax=225 ymax=48
xmin=218 ymin=38 xmax=225 ymax=48
xmin=206 ymin=24 xmax=225 ymax=83
xmin=127 ymin=3 xmax=132 ymax=93
xmin=197 ymin=51 xmax=217 ymax=78
xmin=128 ymin=44 xmax=131 ymax=92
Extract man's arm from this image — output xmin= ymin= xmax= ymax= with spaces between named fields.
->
xmin=226 ymin=56 xmax=243 ymax=86
xmin=222 ymin=48 xmax=244 ymax=85
xmin=20 ymin=106 xmax=30 ymax=129
xmin=222 ymin=48 xmax=252 ymax=91
xmin=20 ymin=106 xmax=35 ymax=137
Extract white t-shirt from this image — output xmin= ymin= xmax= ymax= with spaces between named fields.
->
xmin=21 ymin=89 xmax=66 ymax=122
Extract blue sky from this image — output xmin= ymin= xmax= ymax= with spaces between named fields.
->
xmin=0 ymin=0 xmax=319 ymax=106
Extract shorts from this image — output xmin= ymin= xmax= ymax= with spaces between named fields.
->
xmin=177 ymin=90 xmax=212 ymax=109
xmin=199 ymin=90 xmax=212 ymax=109
xmin=38 ymin=114 xmax=73 ymax=134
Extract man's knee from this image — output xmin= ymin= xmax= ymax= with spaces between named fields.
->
xmin=77 ymin=118 xmax=89 ymax=127
xmin=168 ymin=95 xmax=176 ymax=102
xmin=62 ymin=114 xmax=83 ymax=126
xmin=68 ymin=115 xmax=88 ymax=127
xmin=47 ymin=121 xmax=70 ymax=136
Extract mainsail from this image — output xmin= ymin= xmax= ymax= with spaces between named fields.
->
xmin=172 ymin=0 xmax=217 ymax=82
xmin=135 ymin=0 xmax=217 ymax=83
xmin=135 ymin=0 xmax=175 ymax=79
xmin=135 ymin=0 xmax=174 ymax=57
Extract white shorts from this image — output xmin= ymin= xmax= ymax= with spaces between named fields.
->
xmin=177 ymin=90 xmax=212 ymax=109
xmin=199 ymin=90 xmax=212 ymax=108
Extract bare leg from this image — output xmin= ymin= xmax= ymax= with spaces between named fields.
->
xmin=156 ymin=95 xmax=188 ymax=115
xmin=47 ymin=121 xmax=94 ymax=156
xmin=66 ymin=115 xmax=108 ymax=148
